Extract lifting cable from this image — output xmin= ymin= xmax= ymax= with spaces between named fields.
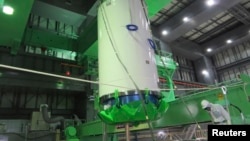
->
xmin=155 ymin=48 xmax=206 ymax=138
xmin=1 ymin=64 xmax=241 ymax=92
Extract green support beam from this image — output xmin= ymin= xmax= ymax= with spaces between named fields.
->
xmin=77 ymin=120 xmax=150 ymax=138
xmin=77 ymin=0 xmax=172 ymax=59
xmin=24 ymin=28 xmax=77 ymax=51
xmin=0 ymin=0 xmax=173 ymax=57
xmin=82 ymin=40 xmax=98 ymax=58
xmin=77 ymin=17 xmax=98 ymax=54
xmin=145 ymin=0 xmax=172 ymax=19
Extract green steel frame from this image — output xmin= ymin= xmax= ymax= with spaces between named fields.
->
xmin=95 ymin=49 xmax=178 ymax=125
xmin=76 ymin=74 xmax=250 ymax=139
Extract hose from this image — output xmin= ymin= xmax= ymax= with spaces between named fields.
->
xmin=230 ymin=103 xmax=246 ymax=124
xmin=40 ymin=104 xmax=65 ymax=130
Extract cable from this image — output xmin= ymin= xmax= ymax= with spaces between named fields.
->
xmin=178 ymin=94 xmax=206 ymax=138
xmin=230 ymin=103 xmax=242 ymax=113
xmin=243 ymin=82 xmax=249 ymax=101
xmin=140 ymin=0 xmax=150 ymax=24
xmin=0 ymin=64 xmax=132 ymax=90
xmin=230 ymin=103 xmax=246 ymax=124
xmin=0 ymin=65 xmax=207 ymax=92
xmin=221 ymin=86 xmax=231 ymax=124
xmin=1 ymin=64 xmax=248 ymax=93
xmin=154 ymin=49 xmax=175 ymax=94
xmin=154 ymin=46 xmax=206 ymax=138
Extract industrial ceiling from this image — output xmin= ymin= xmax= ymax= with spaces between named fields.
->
xmin=152 ymin=0 xmax=250 ymax=60
xmin=0 ymin=0 xmax=250 ymax=60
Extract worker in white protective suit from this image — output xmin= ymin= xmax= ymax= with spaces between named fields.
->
xmin=201 ymin=100 xmax=231 ymax=125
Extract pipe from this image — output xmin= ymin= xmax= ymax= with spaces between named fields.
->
xmin=102 ymin=122 xmax=107 ymax=141
xmin=73 ymin=114 xmax=82 ymax=126
xmin=174 ymin=80 xmax=206 ymax=88
xmin=40 ymin=104 xmax=65 ymax=130
xmin=0 ymin=64 xmax=132 ymax=90
xmin=25 ymin=124 xmax=28 ymax=141
xmin=125 ymin=123 xmax=130 ymax=141
xmin=60 ymin=63 xmax=84 ymax=68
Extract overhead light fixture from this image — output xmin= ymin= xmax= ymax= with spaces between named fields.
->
xmin=3 ymin=5 xmax=14 ymax=15
xmin=202 ymin=70 xmax=209 ymax=77
xmin=183 ymin=17 xmax=190 ymax=22
xmin=157 ymin=131 xmax=167 ymax=139
xmin=162 ymin=30 xmax=168 ymax=36
xmin=206 ymin=0 xmax=216 ymax=7
xmin=206 ymin=48 xmax=212 ymax=52
xmin=226 ymin=39 xmax=232 ymax=44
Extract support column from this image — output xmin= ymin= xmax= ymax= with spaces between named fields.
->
xmin=125 ymin=123 xmax=130 ymax=141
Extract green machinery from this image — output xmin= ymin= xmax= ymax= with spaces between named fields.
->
xmin=64 ymin=0 xmax=250 ymax=140
xmin=96 ymin=0 xmax=175 ymax=127
xmin=73 ymin=73 xmax=250 ymax=141
xmin=65 ymin=126 xmax=80 ymax=141
xmin=66 ymin=49 xmax=179 ymax=140
xmin=69 ymin=47 xmax=250 ymax=141
xmin=95 ymin=51 xmax=177 ymax=125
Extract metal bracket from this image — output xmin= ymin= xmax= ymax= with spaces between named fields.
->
xmin=114 ymin=89 xmax=120 ymax=108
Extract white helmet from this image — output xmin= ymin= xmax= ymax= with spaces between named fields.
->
xmin=201 ymin=100 xmax=210 ymax=109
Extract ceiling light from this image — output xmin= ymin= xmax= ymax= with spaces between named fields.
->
xmin=157 ymin=131 xmax=167 ymax=139
xmin=162 ymin=30 xmax=168 ymax=36
xmin=206 ymin=0 xmax=215 ymax=7
xmin=226 ymin=39 xmax=232 ymax=44
xmin=202 ymin=70 xmax=209 ymax=76
xmin=206 ymin=48 xmax=212 ymax=52
xmin=3 ymin=5 xmax=14 ymax=15
xmin=183 ymin=17 xmax=190 ymax=22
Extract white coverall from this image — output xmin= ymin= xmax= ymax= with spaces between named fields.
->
xmin=201 ymin=100 xmax=231 ymax=125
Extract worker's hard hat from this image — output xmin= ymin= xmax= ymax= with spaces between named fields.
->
xmin=201 ymin=100 xmax=210 ymax=109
